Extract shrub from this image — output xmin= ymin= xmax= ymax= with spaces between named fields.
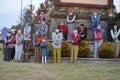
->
xmin=61 ymin=41 xmax=71 ymax=57
xmin=0 ymin=47 xmax=2 ymax=51
xmin=0 ymin=43 xmax=2 ymax=51
xmin=0 ymin=40 xmax=4 ymax=43
xmin=47 ymin=42 xmax=53 ymax=56
xmin=78 ymin=41 xmax=90 ymax=58
xmin=119 ymin=53 xmax=120 ymax=58
xmin=119 ymin=52 xmax=120 ymax=58
xmin=98 ymin=42 xmax=114 ymax=58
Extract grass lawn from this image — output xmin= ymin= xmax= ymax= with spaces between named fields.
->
xmin=0 ymin=43 xmax=120 ymax=80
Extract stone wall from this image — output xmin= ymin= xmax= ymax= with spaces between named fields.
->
xmin=48 ymin=18 xmax=107 ymax=40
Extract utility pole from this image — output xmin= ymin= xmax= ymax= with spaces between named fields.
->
xmin=21 ymin=0 xmax=23 ymax=25
xmin=31 ymin=0 xmax=32 ymax=5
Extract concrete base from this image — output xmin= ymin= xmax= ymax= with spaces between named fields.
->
xmin=28 ymin=56 xmax=120 ymax=64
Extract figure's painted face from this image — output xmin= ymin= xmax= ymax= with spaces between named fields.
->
xmin=7 ymin=33 xmax=11 ymax=36
xmin=97 ymin=26 xmax=101 ymax=30
xmin=109 ymin=13 xmax=113 ymax=17
xmin=73 ymin=30 xmax=78 ymax=34
xmin=114 ymin=25 xmax=117 ymax=29
xmin=17 ymin=31 xmax=21 ymax=35
xmin=55 ymin=29 xmax=59 ymax=33
xmin=11 ymin=31 xmax=15 ymax=34
xmin=28 ymin=38 xmax=32 ymax=41
xmin=97 ymin=24 xmax=101 ymax=30
xmin=80 ymin=25 xmax=83 ymax=28
xmin=69 ymin=12 xmax=73 ymax=15
xmin=41 ymin=12 xmax=44 ymax=14
xmin=94 ymin=12 xmax=97 ymax=17
xmin=42 ymin=21 xmax=46 ymax=25
xmin=11 ymin=29 xmax=16 ymax=34
xmin=17 ymin=29 xmax=22 ymax=35
xmin=60 ymin=22 xmax=64 ymax=25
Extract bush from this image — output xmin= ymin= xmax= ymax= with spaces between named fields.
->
xmin=0 ymin=43 xmax=2 ymax=51
xmin=0 ymin=40 xmax=4 ymax=43
xmin=0 ymin=47 xmax=2 ymax=51
xmin=119 ymin=52 xmax=120 ymax=58
xmin=78 ymin=41 xmax=90 ymax=58
xmin=48 ymin=42 xmax=53 ymax=56
xmin=61 ymin=41 xmax=71 ymax=57
xmin=98 ymin=42 xmax=114 ymax=58
xmin=119 ymin=53 xmax=120 ymax=58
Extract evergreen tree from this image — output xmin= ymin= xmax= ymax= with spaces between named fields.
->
xmin=35 ymin=0 xmax=52 ymax=24
xmin=21 ymin=4 xmax=36 ymax=34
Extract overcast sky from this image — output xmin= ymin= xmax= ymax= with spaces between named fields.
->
xmin=0 ymin=0 xmax=45 ymax=30
xmin=0 ymin=0 xmax=120 ymax=30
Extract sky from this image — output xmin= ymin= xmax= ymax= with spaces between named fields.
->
xmin=0 ymin=0 xmax=120 ymax=30
xmin=0 ymin=0 xmax=45 ymax=30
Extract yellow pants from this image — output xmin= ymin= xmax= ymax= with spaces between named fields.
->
xmin=53 ymin=48 xmax=61 ymax=63
xmin=71 ymin=45 xmax=79 ymax=63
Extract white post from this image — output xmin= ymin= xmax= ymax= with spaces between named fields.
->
xmin=21 ymin=0 xmax=23 ymax=25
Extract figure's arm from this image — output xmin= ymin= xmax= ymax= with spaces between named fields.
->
xmin=67 ymin=15 xmax=70 ymax=22
xmin=97 ymin=16 xmax=100 ymax=24
xmin=45 ymin=25 xmax=48 ymax=34
xmin=74 ymin=35 xmax=80 ymax=43
xmin=52 ymin=32 xmax=56 ymax=43
xmin=26 ymin=26 xmax=31 ymax=36
xmin=91 ymin=16 xmax=95 ymax=25
xmin=70 ymin=15 xmax=76 ymax=22
xmin=111 ymin=29 xmax=115 ymax=39
xmin=33 ymin=35 xmax=36 ymax=45
xmin=115 ymin=29 xmax=120 ymax=39
xmin=58 ymin=33 xmax=63 ymax=44
xmin=67 ymin=15 xmax=76 ymax=23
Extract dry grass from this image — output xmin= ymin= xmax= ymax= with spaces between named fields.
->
xmin=0 ymin=43 xmax=120 ymax=80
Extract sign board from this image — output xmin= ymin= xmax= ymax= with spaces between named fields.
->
xmin=60 ymin=0 xmax=108 ymax=5
xmin=54 ymin=0 xmax=112 ymax=8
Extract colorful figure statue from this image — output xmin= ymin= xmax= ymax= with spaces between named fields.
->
xmin=15 ymin=29 xmax=23 ymax=62
xmin=58 ymin=22 xmax=68 ymax=40
xmin=38 ymin=21 xmax=48 ymax=38
xmin=78 ymin=24 xmax=87 ymax=41
xmin=40 ymin=38 xmax=48 ymax=64
xmin=4 ymin=32 xmax=13 ymax=61
xmin=94 ymin=25 xmax=103 ymax=58
xmin=67 ymin=11 xmax=76 ymax=41
xmin=107 ymin=11 xmax=115 ymax=41
xmin=38 ymin=12 xmax=46 ymax=23
xmin=33 ymin=30 xmax=42 ymax=63
xmin=52 ymin=28 xmax=63 ymax=63
xmin=91 ymin=12 xmax=100 ymax=40
xmin=70 ymin=29 xmax=80 ymax=63
xmin=111 ymin=24 xmax=120 ymax=59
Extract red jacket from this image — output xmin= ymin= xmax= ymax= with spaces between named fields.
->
xmin=36 ymin=34 xmax=42 ymax=43
xmin=94 ymin=30 xmax=103 ymax=41
xmin=70 ymin=33 xmax=80 ymax=45
xmin=58 ymin=25 xmax=68 ymax=34
xmin=11 ymin=34 xmax=16 ymax=43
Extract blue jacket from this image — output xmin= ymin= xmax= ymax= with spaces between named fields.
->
xmin=91 ymin=15 xmax=100 ymax=26
xmin=40 ymin=42 xmax=48 ymax=57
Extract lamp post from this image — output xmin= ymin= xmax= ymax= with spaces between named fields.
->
xmin=21 ymin=0 xmax=23 ymax=25
xmin=31 ymin=0 xmax=32 ymax=5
